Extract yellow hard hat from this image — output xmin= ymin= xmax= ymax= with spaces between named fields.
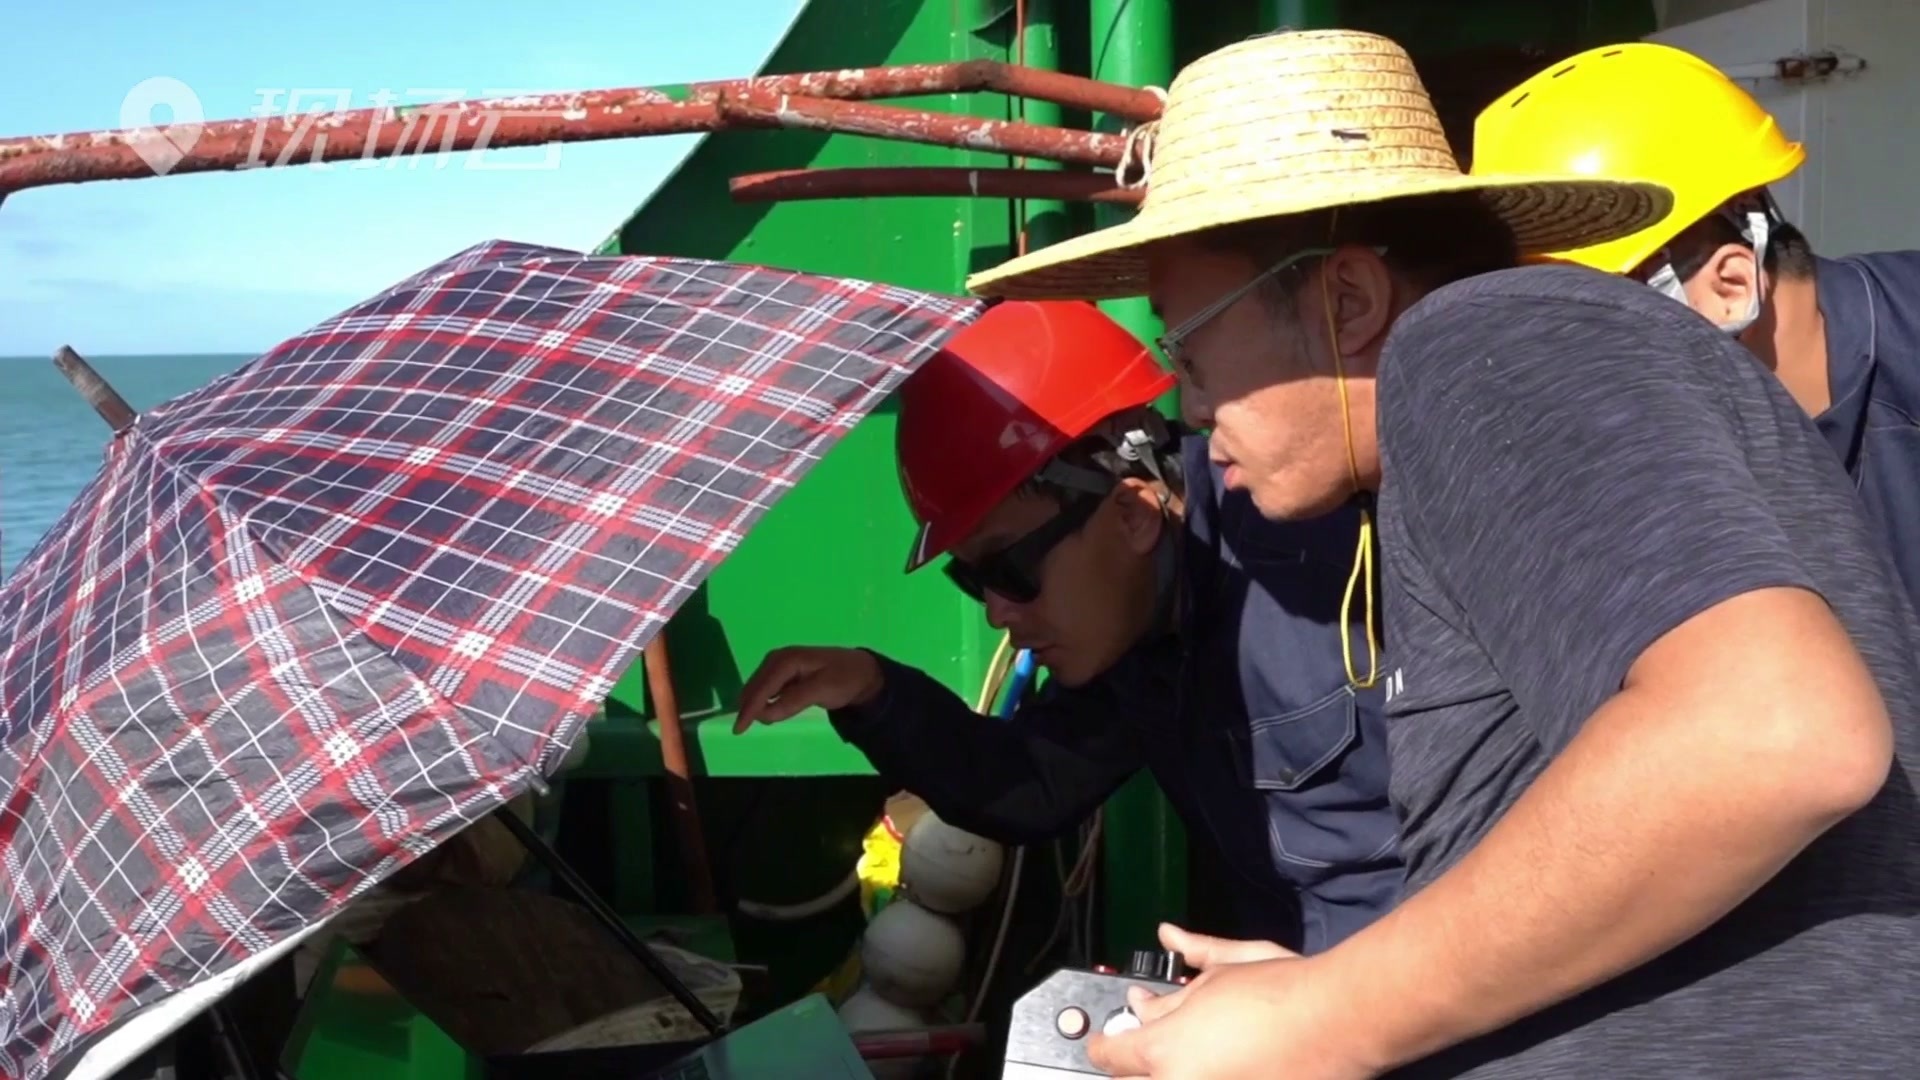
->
xmin=1473 ymin=42 xmax=1806 ymax=274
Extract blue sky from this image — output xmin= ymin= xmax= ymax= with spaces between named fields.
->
xmin=0 ymin=1 xmax=802 ymax=356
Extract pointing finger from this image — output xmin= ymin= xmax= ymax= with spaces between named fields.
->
xmin=753 ymin=682 xmax=821 ymax=724
xmin=735 ymin=651 xmax=803 ymax=732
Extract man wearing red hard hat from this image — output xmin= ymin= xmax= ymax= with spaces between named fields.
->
xmin=735 ymin=299 xmax=1399 ymax=955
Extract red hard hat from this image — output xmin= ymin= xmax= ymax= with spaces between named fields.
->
xmin=897 ymin=300 xmax=1173 ymax=572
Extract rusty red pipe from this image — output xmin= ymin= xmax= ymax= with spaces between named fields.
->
xmin=730 ymin=166 xmax=1141 ymax=205
xmin=962 ymin=61 xmax=1161 ymax=122
xmin=716 ymin=89 xmax=1126 ymax=169
xmin=643 ymin=637 xmax=717 ymax=915
xmin=0 ymin=61 xmax=1156 ymax=196
xmin=683 ymin=60 xmax=1160 ymax=121
xmin=501 ymin=60 xmax=1159 ymax=119
xmin=0 ymin=100 xmax=727 ymax=195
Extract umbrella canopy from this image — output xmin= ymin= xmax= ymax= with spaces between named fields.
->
xmin=0 ymin=239 xmax=981 ymax=1078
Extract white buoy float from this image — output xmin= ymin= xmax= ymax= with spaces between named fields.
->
xmin=858 ymin=897 xmax=967 ymax=1008
xmin=837 ymin=985 xmax=930 ymax=1080
xmin=900 ymin=811 xmax=1005 ymax=915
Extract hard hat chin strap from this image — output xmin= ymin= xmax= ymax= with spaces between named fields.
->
xmin=1033 ymin=421 xmax=1177 ymax=514
xmin=1115 ymin=427 xmax=1173 ymax=512
xmin=1033 ymin=458 xmax=1116 ymax=498
xmin=1148 ymin=512 xmax=1181 ymax=631
xmin=1033 ymin=423 xmax=1182 ymax=631
xmin=1114 ymin=425 xmax=1183 ymax=632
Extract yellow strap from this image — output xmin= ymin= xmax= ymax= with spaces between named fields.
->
xmin=1321 ymin=213 xmax=1380 ymax=689
xmin=1339 ymin=510 xmax=1380 ymax=689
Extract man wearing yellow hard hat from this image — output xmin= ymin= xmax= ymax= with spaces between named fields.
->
xmin=1476 ymin=41 xmax=1920 ymax=609
xmin=966 ymin=27 xmax=1920 ymax=1080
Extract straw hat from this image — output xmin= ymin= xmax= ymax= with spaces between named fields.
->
xmin=966 ymin=30 xmax=1676 ymax=300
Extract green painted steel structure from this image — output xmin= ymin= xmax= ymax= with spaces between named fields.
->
xmin=284 ymin=1 xmax=1664 ymax=1075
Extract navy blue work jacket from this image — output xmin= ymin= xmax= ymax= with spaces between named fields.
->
xmin=829 ymin=437 xmax=1402 ymax=953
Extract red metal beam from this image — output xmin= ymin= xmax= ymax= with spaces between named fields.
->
xmin=715 ymin=90 xmax=1126 ymax=169
xmin=730 ymin=166 xmax=1141 ymax=205
xmin=0 ymin=61 xmax=1158 ymax=196
xmin=554 ymin=59 xmax=1160 ymax=120
xmin=960 ymin=61 xmax=1162 ymax=122
xmin=0 ymin=100 xmax=727 ymax=195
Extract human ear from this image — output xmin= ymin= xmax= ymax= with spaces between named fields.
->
xmin=1311 ymin=246 xmax=1396 ymax=363
xmin=1699 ymin=243 xmax=1762 ymax=323
xmin=1110 ymin=478 xmax=1166 ymax=555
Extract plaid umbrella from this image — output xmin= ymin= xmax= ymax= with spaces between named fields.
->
xmin=0 ymin=239 xmax=982 ymax=1079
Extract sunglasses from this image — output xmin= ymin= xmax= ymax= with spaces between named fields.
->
xmin=943 ymin=494 xmax=1104 ymax=605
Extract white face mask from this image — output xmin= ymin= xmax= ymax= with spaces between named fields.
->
xmin=1643 ymin=204 xmax=1773 ymax=337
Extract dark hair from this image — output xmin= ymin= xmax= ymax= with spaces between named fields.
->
xmin=1186 ymin=191 xmax=1522 ymax=310
xmin=1664 ymin=194 xmax=1816 ymax=282
xmin=1016 ymin=405 xmax=1188 ymax=503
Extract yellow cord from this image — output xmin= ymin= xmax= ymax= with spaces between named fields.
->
xmin=1321 ymin=212 xmax=1380 ymax=690
xmin=975 ymin=632 xmax=1016 ymax=712
xmin=1338 ymin=513 xmax=1379 ymax=690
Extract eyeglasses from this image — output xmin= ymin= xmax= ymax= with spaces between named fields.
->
xmin=944 ymin=494 xmax=1104 ymax=605
xmin=1156 ymin=247 xmax=1335 ymax=369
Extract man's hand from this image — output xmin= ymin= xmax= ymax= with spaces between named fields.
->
xmin=1154 ymin=923 xmax=1295 ymax=967
xmin=733 ymin=646 xmax=886 ymax=733
xmin=1087 ymin=923 xmax=1382 ymax=1080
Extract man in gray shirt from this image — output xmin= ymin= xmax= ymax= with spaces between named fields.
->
xmin=1368 ymin=262 xmax=1920 ymax=1077
xmin=965 ymin=28 xmax=1918 ymax=1080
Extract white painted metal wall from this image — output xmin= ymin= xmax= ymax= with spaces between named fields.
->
xmin=1651 ymin=0 xmax=1920 ymax=257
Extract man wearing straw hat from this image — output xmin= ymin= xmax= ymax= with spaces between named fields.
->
xmin=968 ymin=28 xmax=1920 ymax=1080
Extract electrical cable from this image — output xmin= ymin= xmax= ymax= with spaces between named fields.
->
xmin=963 ymin=643 xmax=1035 ymax=1024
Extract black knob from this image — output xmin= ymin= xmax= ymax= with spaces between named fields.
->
xmin=1126 ymin=948 xmax=1183 ymax=981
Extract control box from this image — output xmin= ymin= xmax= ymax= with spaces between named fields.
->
xmin=1002 ymin=950 xmax=1187 ymax=1078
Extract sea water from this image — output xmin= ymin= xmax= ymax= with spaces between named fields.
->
xmin=1 ymin=352 xmax=252 ymax=576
